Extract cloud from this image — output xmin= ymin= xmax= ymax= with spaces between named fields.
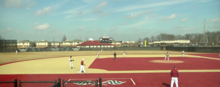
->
xmin=100 ymin=11 xmax=113 ymax=17
xmin=36 ymin=6 xmax=52 ymax=16
xmin=111 ymin=26 xmax=116 ymax=30
xmin=81 ymin=18 xmax=97 ymax=22
xmin=4 ymin=0 xmax=36 ymax=8
xmin=79 ymin=26 xmax=85 ymax=29
xmin=78 ymin=11 xmax=84 ymax=15
xmin=65 ymin=15 xmax=77 ymax=19
xmin=166 ymin=14 xmax=176 ymax=19
xmin=181 ymin=18 xmax=188 ymax=22
xmin=182 ymin=27 xmax=196 ymax=31
xmin=116 ymin=0 xmax=193 ymax=12
xmin=121 ymin=23 xmax=127 ymax=26
xmin=126 ymin=10 xmax=151 ymax=19
xmin=94 ymin=2 xmax=107 ymax=9
xmin=210 ymin=18 xmax=219 ymax=22
xmin=93 ymin=2 xmax=107 ymax=14
xmin=34 ymin=23 xmax=50 ymax=30
xmin=125 ymin=16 xmax=153 ymax=28
xmin=149 ymin=14 xmax=157 ymax=17
xmin=7 ymin=27 xmax=13 ymax=31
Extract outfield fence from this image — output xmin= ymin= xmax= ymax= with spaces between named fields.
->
xmin=0 ymin=79 xmax=17 ymax=87
xmin=0 ymin=78 xmax=102 ymax=87
xmin=165 ymin=47 xmax=220 ymax=53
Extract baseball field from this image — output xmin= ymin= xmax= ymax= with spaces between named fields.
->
xmin=0 ymin=50 xmax=220 ymax=87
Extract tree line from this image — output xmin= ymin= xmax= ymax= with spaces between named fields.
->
xmin=141 ymin=31 xmax=220 ymax=44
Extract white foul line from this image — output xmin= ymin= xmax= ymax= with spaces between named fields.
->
xmin=130 ymin=78 xmax=136 ymax=85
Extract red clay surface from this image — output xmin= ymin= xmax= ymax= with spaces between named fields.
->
xmin=89 ymin=57 xmax=220 ymax=70
xmin=0 ymin=73 xmax=220 ymax=87
xmin=189 ymin=54 xmax=220 ymax=58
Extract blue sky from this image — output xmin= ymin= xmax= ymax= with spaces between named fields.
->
xmin=0 ymin=0 xmax=219 ymax=41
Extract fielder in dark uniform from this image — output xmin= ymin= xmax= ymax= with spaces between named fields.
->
xmin=114 ymin=52 xmax=117 ymax=60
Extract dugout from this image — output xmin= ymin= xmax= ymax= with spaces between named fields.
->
xmin=0 ymin=40 xmax=17 ymax=52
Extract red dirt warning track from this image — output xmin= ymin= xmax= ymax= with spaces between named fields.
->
xmin=89 ymin=57 xmax=220 ymax=70
xmin=0 ymin=73 xmax=220 ymax=87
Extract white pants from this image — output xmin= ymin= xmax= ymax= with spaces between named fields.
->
xmin=70 ymin=62 xmax=74 ymax=68
xmin=123 ymin=53 xmax=125 ymax=57
xmin=164 ymin=56 xmax=169 ymax=61
xmin=171 ymin=77 xmax=178 ymax=87
xmin=16 ymin=51 xmax=17 ymax=54
xmin=97 ymin=55 xmax=99 ymax=58
xmin=80 ymin=65 xmax=86 ymax=73
xmin=182 ymin=54 xmax=184 ymax=57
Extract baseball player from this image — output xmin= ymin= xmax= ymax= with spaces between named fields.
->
xmin=123 ymin=50 xmax=126 ymax=57
xmin=164 ymin=52 xmax=169 ymax=61
xmin=114 ymin=52 xmax=117 ymax=60
xmin=80 ymin=58 xmax=86 ymax=73
xmin=171 ymin=66 xmax=179 ymax=87
xmin=96 ymin=51 xmax=99 ymax=58
xmin=182 ymin=50 xmax=184 ymax=57
xmin=69 ymin=56 xmax=74 ymax=69
xmin=15 ymin=50 xmax=17 ymax=54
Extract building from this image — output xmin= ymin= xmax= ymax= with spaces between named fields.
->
xmin=36 ymin=40 xmax=51 ymax=48
xmin=61 ymin=40 xmax=72 ymax=47
xmin=77 ymin=40 xmax=113 ymax=48
xmin=112 ymin=41 xmax=122 ymax=47
xmin=17 ymin=40 xmax=34 ymax=48
xmin=149 ymin=40 xmax=190 ymax=45
xmin=72 ymin=39 xmax=83 ymax=46
xmin=51 ymin=41 xmax=60 ymax=47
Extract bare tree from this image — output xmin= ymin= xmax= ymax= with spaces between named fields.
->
xmin=138 ymin=38 xmax=142 ymax=43
xmin=150 ymin=36 xmax=154 ymax=42
xmin=0 ymin=35 xmax=3 ymax=40
xmin=62 ymin=35 xmax=67 ymax=41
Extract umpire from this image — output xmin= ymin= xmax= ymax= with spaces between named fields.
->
xmin=114 ymin=52 xmax=117 ymax=60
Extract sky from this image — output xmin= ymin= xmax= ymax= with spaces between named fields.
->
xmin=0 ymin=0 xmax=219 ymax=42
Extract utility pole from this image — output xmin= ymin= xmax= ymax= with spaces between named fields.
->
xmin=217 ymin=35 xmax=219 ymax=44
xmin=203 ymin=18 xmax=207 ymax=44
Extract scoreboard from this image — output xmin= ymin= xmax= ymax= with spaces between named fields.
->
xmin=99 ymin=36 xmax=113 ymax=43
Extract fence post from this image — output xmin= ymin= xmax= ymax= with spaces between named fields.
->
xmin=99 ymin=78 xmax=102 ymax=87
xmin=62 ymin=79 xmax=65 ymax=87
xmin=14 ymin=79 xmax=17 ymax=87
xmin=58 ymin=78 xmax=61 ymax=87
xmin=18 ymin=80 xmax=21 ymax=87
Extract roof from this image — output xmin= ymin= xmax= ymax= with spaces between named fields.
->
xmin=37 ymin=40 xmax=50 ymax=43
xmin=63 ymin=40 xmax=72 ymax=43
xmin=51 ymin=41 xmax=60 ymax=43
xmin=77 ymin=40 xmax=113 ymax=46
xmin=18 ymin=40 xmax=32 ymax=43
xmin=73 ymin=39 xmax=83 ymax=42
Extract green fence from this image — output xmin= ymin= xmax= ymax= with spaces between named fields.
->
xmin=166 ymin=47 xmax=220 ymax=53
xmin=80 ymin=47 xmax=161 ymax=51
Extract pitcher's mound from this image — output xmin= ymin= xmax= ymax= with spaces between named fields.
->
xmin=149 ymin=60 xmax=184 ymax=63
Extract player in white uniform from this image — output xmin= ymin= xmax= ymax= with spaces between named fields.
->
xmin=80 ymin=58 xmax=86 ymax=73
xmin=15 ymin=50 xmax=17 ymax=54
xmin=69 ymin=56 xmax=74 ymax=69
xmin=164 ymin=52 xmax=169 ymax=61
xmin=97 ymin=51 xmax=99 ymax=58
xmin=182 ymin=50 xmax=184 ymax=57
xmin=123 ymin=50 xmax=126 ymax=57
